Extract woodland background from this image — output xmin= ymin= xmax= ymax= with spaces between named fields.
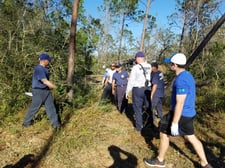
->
xmin=0 ymin=0 xmax=225 ymax=167
xmin=0 ymin=0 xmax=225 ymax=122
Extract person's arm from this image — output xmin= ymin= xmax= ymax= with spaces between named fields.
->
xmin=151 ymin=84 xmax=157 ymax=100
xmin=112 ymin=79 xmax=116 ymax=95
xmin=105 ymin=76 xmax=110 ymax=84
xmin=41 ymin=79 xmax=57 ymax=89
xmin=171 ymin=94 xmax=186 ymax=136
xmin=126 ymin=66 xmax=136 ymax=99
xmin=173 ymin=94 xmax=186 ymax=123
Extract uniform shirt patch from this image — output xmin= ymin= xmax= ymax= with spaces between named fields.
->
xmin=177 ymin=88 xmax=185 ymax=94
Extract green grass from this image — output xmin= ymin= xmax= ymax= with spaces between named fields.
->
xmin=0 ymin=86 xmax=224 ymax=167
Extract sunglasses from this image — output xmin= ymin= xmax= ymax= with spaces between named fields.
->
xmin=170 ymin=62 xmax=175 ymax=66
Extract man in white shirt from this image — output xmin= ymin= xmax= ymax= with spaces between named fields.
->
xmin=126 ymin=51 xmax=152 ymax=131
xmin=101 ymin=63 xmax=116 ymax=103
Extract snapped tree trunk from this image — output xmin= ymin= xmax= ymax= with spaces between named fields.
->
xmin=67 ymin=0 xmax=80 ymax=101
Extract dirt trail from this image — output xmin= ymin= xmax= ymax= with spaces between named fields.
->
xmin=0 ymin=102 xmax=224 ymax=168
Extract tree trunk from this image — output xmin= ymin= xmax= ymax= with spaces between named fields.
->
xmin=67 ymin=0 xmax=80 ymax=101
xmin=186 ymin=13 xmax=225 ymax=67
xmin=118 ymin=12 xmax=125 ymax=62
xmin=140 ymin=0 xmax=151 ymax=52
xmin=179 ymin=12 xmax=188 ymax=53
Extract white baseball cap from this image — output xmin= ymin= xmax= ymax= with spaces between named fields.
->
xmin=165 ymin=53 xmax=187 ymax=65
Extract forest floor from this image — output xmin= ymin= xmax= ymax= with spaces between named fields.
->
xmin=0 ymin=87 xmax=225 ymax=168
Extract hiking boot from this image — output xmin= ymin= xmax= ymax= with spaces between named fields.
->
xmin=144 ymin=157 xmax=165 ymax=167
xmin=202 ymin=164 xmax=213 ymax=168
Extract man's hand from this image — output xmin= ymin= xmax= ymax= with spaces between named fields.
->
xmin=171 ymin=123 xmax=179 ymax=136
xmin=126 ymin=94 xmax=129 ymax=99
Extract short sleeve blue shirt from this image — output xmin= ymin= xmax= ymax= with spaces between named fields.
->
xmin=32 ymin=64 xmax=49 ymax=89
xmin=112 ymin=70 xmax=129 ymax=86
xmin=151 ymin=70 xmax=164 ymax=97
xmin=171 ymin=71 xmax=196 ymax=117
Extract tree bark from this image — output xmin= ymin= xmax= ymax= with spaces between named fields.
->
xmin=67 ymin=0 xmax=80 ymax=101
xmin=118 ymin=12 xmax=125 ymax=62
xmin=140 ymin=0 xmax=151 ymax=51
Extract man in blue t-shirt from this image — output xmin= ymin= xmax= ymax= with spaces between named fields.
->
xmin=112 ymin=63 xmax=129 ymax=113
xmin=22 ymin=53 xmax=61 ymax=129
xmin=144 ymin=53 xmax=213 ymax=168
xmin=150 ymin=62 xmax=164 ymax=121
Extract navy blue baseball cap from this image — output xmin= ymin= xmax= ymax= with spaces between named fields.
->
xmin=39 ymin=53 xmax=52 ymax=62
xmin=116 ymin=63 xmax=122 ymax=68
xmin=135 ymin=51 xmax=145 ymax=58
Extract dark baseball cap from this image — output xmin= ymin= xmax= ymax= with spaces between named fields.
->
xmin=135 ymin=51 xmax=145 ymax=58
xmin=39 ymin=53 xmax=52 ymax=62
xmin=151 ymin=62 xmax=158 ymax=68
xmin=116 ymin=63 xmax=122 ymax=68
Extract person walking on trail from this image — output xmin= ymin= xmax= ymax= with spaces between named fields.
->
xmin=22 ymin=53 xmax=61 ymax=129
xmin=125 ymin=51 xmax=152 ymax=131
xmin=112 ymin=63 xmax=129 ymax=113
xmin=102 ymin=68 xmax=109 ymax=88
xmin=150 ymin=62 xmax=165 ymax=125
xmin=101 ymin=63 xmax=116 ymax=103
xmin=144 ymin=53 xmax=213 ymax=168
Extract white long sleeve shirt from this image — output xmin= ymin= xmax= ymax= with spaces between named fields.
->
xmin=126 ymin=62 xmax=151 ymax=95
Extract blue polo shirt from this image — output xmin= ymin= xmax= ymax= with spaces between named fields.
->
xmin=171 ymin=71 xmax=196 ymax=117
xmin=112 ymin=70 xmax=129 ymax=86
xmin=151 ymin=70 xmax=164 ymax=97
xmin=32 ymin=64 xmax=49 ymax=89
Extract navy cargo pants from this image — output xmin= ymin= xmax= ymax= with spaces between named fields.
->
xmin=132 ymin=87 xmax=152 ymax=131
xmin=23 ymin=89 xmax=60 ymax=128
xmin=116 ymin=85 xmax=127 ymax=112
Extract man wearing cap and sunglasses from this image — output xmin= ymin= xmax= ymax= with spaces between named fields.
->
xmin=22 ymin=53 xmax=61 ymax=129
xmin=101 ymin=63 xmax=116 ymax=103
xmin=112 ymin=63 xmax=129 ymax=113
xmin=144 ymin=53 xmax=213 ymax=168
xmin=126 ymin=51 xmax=152 ymax=131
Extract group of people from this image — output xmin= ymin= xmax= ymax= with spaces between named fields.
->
xmin=101 ymin=52 xmax=213 ymax=168
xmin=101 ymin=51 xmax=164 ymax=132
xmin=23 ymin=52 xmax=213 ymax=168
xmin=101 ymin=62 xmax=129 ymax=113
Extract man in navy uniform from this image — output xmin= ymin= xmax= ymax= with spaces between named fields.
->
xmin=126 ymin=51 xmax=152 ymax=131
xmin=150 ymin=62 xmax=165 ymax=123
xmin=112 ymin=63 xmax=129 ymax=113
xmin=22 ymin=53 xmax=61 ymax=128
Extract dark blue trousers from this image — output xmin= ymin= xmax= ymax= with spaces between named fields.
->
xmin=23 ymin=89 xmax=60 ymax=128
xmin=101 ymin=83 xmax=115 ymax=104
xmin=152 ymin=96 xmax=163 ymax=120
xmin=132 ymin=87 xmax=151 ymax=131
xmin=116 ymin=86 xmax=127 ymax=112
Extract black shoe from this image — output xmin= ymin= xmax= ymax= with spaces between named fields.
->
xmin=144 ymin=158 xmax=165 ymax=167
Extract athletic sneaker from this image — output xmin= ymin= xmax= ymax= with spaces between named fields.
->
xmin=144 ymin=157 xmax=165 ymax=167
xmin=202 ymin=164 xmax=213 ymax=168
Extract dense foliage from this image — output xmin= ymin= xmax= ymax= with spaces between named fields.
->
xmin=0 ymin=0 xmax=224 ymax=118
xmin=0 ymin=0 xmax=97 ymax=116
